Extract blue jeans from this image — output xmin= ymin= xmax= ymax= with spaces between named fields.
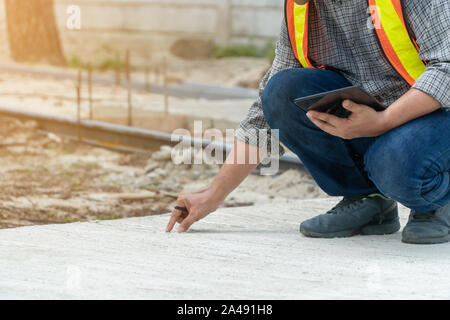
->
xmin=262 ymin=68 xmax=450 ymax=212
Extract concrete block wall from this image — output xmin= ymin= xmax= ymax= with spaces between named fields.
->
xmin=52 ymin=0 xmax=284 ymax=66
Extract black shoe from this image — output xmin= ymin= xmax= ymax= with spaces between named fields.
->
xmin=402 ymin=203 xmax=450 ymax=245
xmin=300 ymin=193 xmax=399 ymax=238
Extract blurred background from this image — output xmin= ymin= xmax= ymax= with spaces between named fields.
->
xmin=0 ymin=0 xmax=327 ymax=229
xmin=0 ymin=0 xmax=285 ymax=131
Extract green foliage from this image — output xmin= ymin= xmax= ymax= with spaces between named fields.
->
xmin=66 ymin=52 xmax=124 ymax=71
xmin=97 ymin=58 xmax=125 ymax=71
xmin=67 ymin=55 xmax=82 ymax=69
xmin=70 ymin=161 xmax=101 ymax=171
xmin=71 ymin=177 xmax=80 ymax=191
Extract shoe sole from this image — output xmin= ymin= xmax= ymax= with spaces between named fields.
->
xmin=360 ymin=218 xmax=401 ymax=235
xmin=300 ymin=218 xmax=401 ymax=239
xmin=299 ymin=204 xmax=400 ymax=239
xmin=402 ymin=234 xmax=449 ymax=245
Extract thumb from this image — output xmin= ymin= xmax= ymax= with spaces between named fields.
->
xmin=178 ymin=215 xmax=196 ymax=233
xmin=342 ymin=100 xmax=362 ymax=112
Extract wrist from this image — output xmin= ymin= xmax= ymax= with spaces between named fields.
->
xmin=207 ymin=184 xmax=227 ymax=204
xmin=379 ymin=108 xmax=396 ymax=133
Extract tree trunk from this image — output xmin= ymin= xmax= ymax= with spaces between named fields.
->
xmin=5 ymin=0 xmax=66 ymax=65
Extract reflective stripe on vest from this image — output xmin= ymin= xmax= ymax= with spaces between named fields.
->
xmin=285 ymin=0 xmax=426 ymax=86
xmin=286 ymin=0 xmax=315 ymax=68
xmin=368 ymin=0 xmax=426 ymax=85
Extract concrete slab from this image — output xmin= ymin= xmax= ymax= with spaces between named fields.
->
xmin=0 ymin=198 xmax=449 ymax=300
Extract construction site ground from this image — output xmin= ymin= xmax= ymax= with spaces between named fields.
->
xmin=1 ymin=199 xmax=449 ymax=299
xmin=0 ymin=58 xmax=329 ymax=229
xmin=0 ymin=116 xmax=326 ymax=229
xmin=0 ymin=60 xmax=449 ymax=300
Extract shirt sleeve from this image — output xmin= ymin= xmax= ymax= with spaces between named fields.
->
xmin=407 ymin=0 xmax=450 ymax=109
xmin=235 ymin=19 xmax=301 ymax=157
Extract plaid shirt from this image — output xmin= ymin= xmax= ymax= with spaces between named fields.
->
xmin=235 ymin=0 xmax=450 ymax=156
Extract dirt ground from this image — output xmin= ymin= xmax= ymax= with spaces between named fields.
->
xmin=0 ymin=116 xmax=327 ymax=229
xmin=0 ymin=58 xmax=329 ymax=229
xmin=165 ymin=56 xmax=270 ymax=88
xmin=0 ymin=117 xmax=172 ymax=228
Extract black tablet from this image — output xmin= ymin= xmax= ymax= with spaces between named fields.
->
xmin=294 ymin=86 xmax=385 ymax=118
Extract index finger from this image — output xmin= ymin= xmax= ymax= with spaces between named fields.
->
xmin=308 ymin=116 xmax=339 ymax=136
xmin=308 ymin=111 xmax=345 ymax=127
xmin=166 ymin=196 xmax=190 ymax=232
xmin=166 ymin=209 xmax=182 ymax=233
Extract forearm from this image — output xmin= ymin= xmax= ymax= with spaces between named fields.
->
xmin=209 ymin=139 xmax=266 ymax=203
xmin=382 ymin=88 xmax=442 ymax=131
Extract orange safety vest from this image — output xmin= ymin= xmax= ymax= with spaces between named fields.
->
xmin=285 ymin=0 xmax=426 ymax=86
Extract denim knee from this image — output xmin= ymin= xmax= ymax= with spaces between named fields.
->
xmin=365 ymin=130 xmax=449 ymax=211
xmin=261 ymin=68 xmax=317 ymax=129
xmin=261 ymin=68 xmax=354 ymax=129
xmin=262 ymin=69 xmax=298 ymax=128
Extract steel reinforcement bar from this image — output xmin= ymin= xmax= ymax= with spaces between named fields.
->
xmin=0 ymin=105 xmax=303 ymax=171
